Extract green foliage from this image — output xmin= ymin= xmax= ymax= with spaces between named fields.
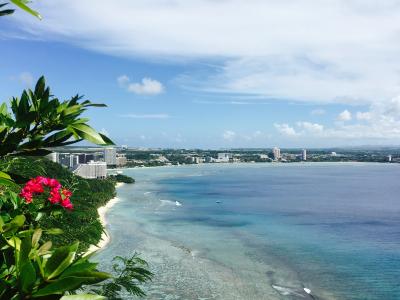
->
xmin=88 ymin=254 xmax=153 ymax=299
xmin=0 ymin=214 xmax=110 ymax=299
xmin=109 ymin=174 xmax=135 ymax=184
xmin=2 ymin=157 xmax=116 ymax=252
xmin=0 ymin=1 xmax=41 ymax=18
xmin=0 ymin=3 xmax=14 ymax=16
xmin=0 ymin=76 xmax=113 ymax=158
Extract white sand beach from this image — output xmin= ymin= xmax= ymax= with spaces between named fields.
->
xmin=86 ymin=182 xmax=124 ymax=255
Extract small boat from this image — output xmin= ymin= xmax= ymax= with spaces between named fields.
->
xmin=216 ymin=200 xmax=222 ymax=204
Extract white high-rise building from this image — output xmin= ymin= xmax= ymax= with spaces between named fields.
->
xmin=302 ymin=149 xmax=307 ymax=161
xmin=69 ymin=154 xmax=79 ymax=169
xmin=273 ymin=147 xmax=281 ymax=160
xmin=104 ymin=147 xmax=117 ymax=166
xmin=46 ymin=152 xmax=59 ymax=163
xmin=73 ymin=161 xmax=107 ymax=179
xmin=388 ymin=155 xmax=392 ymax=162
xmin=116 ymin=153 xmax=127 ymax=167
xmin=217 ymin=153 xmax=232 ymax=162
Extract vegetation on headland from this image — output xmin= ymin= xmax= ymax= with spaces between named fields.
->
xmin=109 ymin=174 xmax=135 ymax=184
xmin=0 ymin=75 xmax=152 ymax=298
xmin=4 ymin=156 xmax=116 ymax=252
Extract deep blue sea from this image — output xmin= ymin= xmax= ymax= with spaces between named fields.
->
xmin=96 ymin=163 xmax=400 ymax=300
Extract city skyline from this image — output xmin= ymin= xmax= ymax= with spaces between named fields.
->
xmin=2 ymin=1 xmax=400 ymax=148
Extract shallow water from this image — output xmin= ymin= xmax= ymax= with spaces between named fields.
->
xmin=95 ymin=163 xmax=400 ymax=300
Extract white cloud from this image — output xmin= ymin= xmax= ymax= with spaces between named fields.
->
xmin=297 ymin=122 xmax=324 ymax=133
xmin=275 ymin=96 xmax=400 ymax=140
xmin=117 ymin=75 xmax=164 ymax=95
xmin=274 ymin=123 xmax=298 ymax=137
xmin=120 ymin=113 xmax=170 ymax=119
xmin=9 ymin=0 xmax=400 ymax=104
xmin=337 ymin=110 xmax=352 ymax=121
xmin=222 ymin=130 xmax=236 ymax=141
xmin=117 ymin=75 xmax=130 ymax=87
xmin=311 ymin=109 xmax=326 ymax=115
xmin=356 ymin=111 xmax=372 ymax=120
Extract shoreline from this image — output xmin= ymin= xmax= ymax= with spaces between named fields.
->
xmin=112 ymin=160 xmax=394 ymax=172
xmin=85 ymin=182 xmax=124 ymax=255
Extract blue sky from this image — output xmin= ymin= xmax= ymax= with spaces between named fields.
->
xmin=1 ymin=0 xmax=400 ymax=148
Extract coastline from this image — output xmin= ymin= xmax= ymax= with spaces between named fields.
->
xmin=86 ymin=182 xmax=124 ymax=255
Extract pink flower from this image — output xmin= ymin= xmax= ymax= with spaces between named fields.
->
xmin=60 ymin=198 xmax=73 ymax=210
xmin=62 ymin=189 xmax=72 ymax=198
xmin=19 ymin=176 xmax=73 ymax=210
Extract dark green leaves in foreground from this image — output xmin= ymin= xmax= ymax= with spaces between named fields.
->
xmin=0 ymin=1 xmax=41 ymax=19
xmin=0 ymin=76 xmax=114 ymax=157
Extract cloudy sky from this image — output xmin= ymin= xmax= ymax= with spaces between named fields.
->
xmin=2 ymin=0 xmax=400 ymax=148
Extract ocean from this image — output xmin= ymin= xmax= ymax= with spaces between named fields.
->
xmin=95 ymin=163 xmax=400 ymax=300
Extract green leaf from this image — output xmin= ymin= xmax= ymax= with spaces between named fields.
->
xmin=32 ymin=228 xmax=42 ymax=248
xmin=99 ymin=133 xmax=114 ymax=145
xmin=34 ymin=76 xmax=46 ymax=98
xmin=45 ymin=228 xmax=64 ymax=235
xmin=60 ymin=261 xmax=98 ymax=278
xmin=7 ymin=236 xmax=21 ymax=249
xmin=10 ymin=0 xmax=41 ymax=19
xmin=37 ymin=241 xmax=52 ymax=256
xmin=0 ymin=170 xmax=11 ymax=180
xmin=44 ymin=242 xmax=79 ymax=280
xmin=69 ymin=124 xmax=108 ymax=145
xmin=19 ymin=236 xmax=32 ymax=266
xmin=60 ymin=295 xmax=106 ymax=300
xmin=2 ymin=214 xmax=26 ymax=232
xmin=33 ymin=277 xmax=97 ymax=297
xmin=20 ymin=261 xmax=37 ymax=293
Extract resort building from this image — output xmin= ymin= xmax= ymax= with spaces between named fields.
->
xmin=46 ymin=152 xmax=59 ymax=163
xmin=302 ymin=149 xmax=307 ymax=161
xmin=104 ymin=147 xmax=117 ymax=166
xmin=273 ymin=147 xmax=281 ymax=160
xmin=116 ymin=153 xmax=128 ymax=167
xmin=217 ymin=153 xmax=232 ymax=163
xmin=73 ymin=161 xmax=107 ymax=179
xmin=191 ymin=156 xmax=204 ymax=164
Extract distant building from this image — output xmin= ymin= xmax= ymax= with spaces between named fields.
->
xmin=69 ymin=154 xmax=79 ymax=169
xmin=331 ymin=152 xmax=337 ymax=157
xmin=272 ymin=147 xmax=281 ymax=160
xmin=301 ymin=149 xmax=307 ymax=161
xmin=204 ymin=156 xmax=215 ymax=163
xmin=191 ymin=156 xmax=204 ymax=164
xmin=46 ymin=152 xmax=59 ymax=163
xmin=259 ymin=154 xmax=269 ymax=160
xmin=73 ymin=161 xmax=107 ymax=179
xmin=58 ymin=153 xmax=79 ymax=169
xmin=388 ymin=155 xmax=392 ymax=162
xmin=116 ymin=153 xmax=127 ymax=167
xmin=104 ymin=147 xmax=117 ymax=166
xmin=217 ymin=153 xmax=232 ymax=163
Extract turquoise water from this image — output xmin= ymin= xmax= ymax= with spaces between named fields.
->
xmin=96 ymin=163 xmax=400 ymax=299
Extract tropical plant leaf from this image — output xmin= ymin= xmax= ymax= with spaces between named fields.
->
xmin=10 ymin=0 xmax=41 ymax=19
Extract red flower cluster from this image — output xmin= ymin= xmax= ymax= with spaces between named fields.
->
xmin=20 ymin=176 xmax=73 ymax=210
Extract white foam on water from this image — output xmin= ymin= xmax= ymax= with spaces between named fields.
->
xmin=159 ymin=199 xmax=182 ymax=207
xmin=272 ymin=285 xmax=306 ymax=298
xmin=160 ymin=199 xmax=176 ymax=206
